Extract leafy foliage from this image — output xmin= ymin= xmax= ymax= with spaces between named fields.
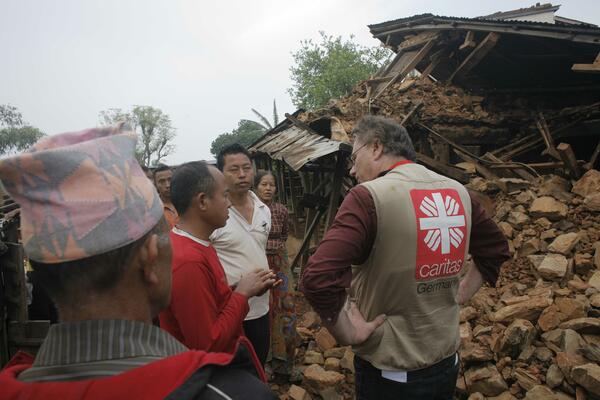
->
xmin=251 ymin=100 xmax=279 ymax=130
xmin=288 ymin=32 xmax=392 ymax=110
xmin=210 ymin=100 xmax=280 ymax=156
xmin=0 ymin=104 xmax=45 ymax=155
xmin=99 ymin=105 xmax=176 ymax=167
xmin=210 ymin=120 xmax=266 ymax=156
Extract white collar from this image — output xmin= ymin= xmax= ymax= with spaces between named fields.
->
xmin=172 ymin=227 xmax=210 ymax=247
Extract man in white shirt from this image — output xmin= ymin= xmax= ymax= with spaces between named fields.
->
xmin=211 ymin=143 xmax=275 ymax=366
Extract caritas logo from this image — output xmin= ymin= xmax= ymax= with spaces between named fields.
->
xmin=410 ymin=189 xmax=467 ymax=281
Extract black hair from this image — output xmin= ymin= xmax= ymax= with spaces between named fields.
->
xmin=141 ymin=165 xmax=150 ymax=173
xmin=153 ymin=163 xmax=171 ymax=182
xmin=352 ymin=116 xmax=417 ymax=162
xmin=254 ymin=169 xmax=274 ymax=188
xmin=216 ymin=143 xmax=251 ymax=171
xmin=170 ymin=161 xmax=216 ymax=215
xmin=30 ymin=218 xmax=168 ymax=307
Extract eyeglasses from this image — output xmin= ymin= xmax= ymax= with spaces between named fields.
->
xmin=349 ymin=142 xmax=369 ymax=167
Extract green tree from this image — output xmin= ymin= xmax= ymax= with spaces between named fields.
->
xmin=251 ymin=99 xmax=279 ymax=130
xmin=210 ymin=100 xmax=280 ymax=156
xmin=288 ymin=32 xmax=392 ymax=110
xmin=99 ymin=105 xmax=176 ymax=167
xmin=210 ymin=120 xmax=265 ymax=156
xmin=0 ymin=104 xmax=45 ymax=155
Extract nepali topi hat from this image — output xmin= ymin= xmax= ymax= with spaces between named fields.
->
xmin=0 ymin=123 xmax=163 ymax=263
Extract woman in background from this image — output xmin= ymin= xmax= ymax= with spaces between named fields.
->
xmin=254 ymin=170 xmax=298 ymax=378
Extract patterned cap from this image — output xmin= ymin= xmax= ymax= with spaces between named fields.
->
xmin=0 ymin=124 xmax=164 ymax=263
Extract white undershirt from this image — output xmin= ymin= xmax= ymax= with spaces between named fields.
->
xmin=210 ymin=191 xmax=271 ymax=320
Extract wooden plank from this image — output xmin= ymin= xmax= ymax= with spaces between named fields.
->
xmin=292 ymin=208 xmax=327 ymax=277
xmin=572 ymin=52 xmax=600 ymax=74
xmin=489 ymin=161 xmax=565 ymax=170
xmin=536 ymin=114 xmax=561 ymax=160
xmin=398 ymin=31 xmax=439 ymax=51
xmin=401 ymin=102 xmax=422 ymax=126
xmin=557 ymin=143 xmax=581 ymax=179
xmin=483 ymin=152 xmax=536 ymax=182
xmin=325 ymin=154 xmax=346 ymax=230
xmin=449 ymin=32 xmax=500 ymax=83
xmin=584 ymin=139 xmax=600 ymax=170
xmin=459 ymin=31 xmax=476 ymax=51
xmin=374 ymin=39 xmax=437 ymax=99
xmin=416 ymin=153 xmax=469 ymax=183
xmin=453 ymin=149 xmax=502 ymax=185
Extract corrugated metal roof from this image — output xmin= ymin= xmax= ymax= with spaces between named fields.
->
xmin=248 ymin=124 xmax=350 ymax=171
xmin=369 ymin=14 xmax=600 ymax=35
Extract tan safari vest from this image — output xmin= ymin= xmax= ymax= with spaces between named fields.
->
xmin=350 ymin=162 xmax=472 ymax=371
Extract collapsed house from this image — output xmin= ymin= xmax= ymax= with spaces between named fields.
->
xmin=249 ymin=4 xmax=600 ymax=399
xmin=249 ymin=3 xmax=600 ymax=271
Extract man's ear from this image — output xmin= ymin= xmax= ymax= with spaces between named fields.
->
xmin=196 ymin=192 xmax=208 ymax=211
xmin=139 ymin=233 xmax=160 ymax=284
xmin=372 ymin=139 xmax=385 ymax=160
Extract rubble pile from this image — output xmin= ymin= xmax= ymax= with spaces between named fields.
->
xmin=275 ymin=169 xmax=600 ymax=400
xmin=298 ymin=79 xmax=598 ymax=151
xmin=455 ymin=169 xmax=600 ymax=399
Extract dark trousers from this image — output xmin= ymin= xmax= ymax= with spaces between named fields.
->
xmin=243 ymin=313 xmax=271 ymax=367
xmin=354 ymin=354 xmax=459 ymax=400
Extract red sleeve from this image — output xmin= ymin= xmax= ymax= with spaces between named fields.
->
xmin=468 ymin=193 xmax=511 ymax=286
xmin=299 ymin=185 xmax=376 ymax=322
xmin=170 ymin=259 xmax=249 ymax=352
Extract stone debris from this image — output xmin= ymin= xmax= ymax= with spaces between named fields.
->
xmin=274 ymin=171 xmax=599 ymax=399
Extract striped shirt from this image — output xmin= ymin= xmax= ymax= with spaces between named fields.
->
xmin=18 ymin=319 xmax=187 ymax=382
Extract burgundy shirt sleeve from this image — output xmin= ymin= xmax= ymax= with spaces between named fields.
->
xmin=300 ymin=185 xmax=376 ymax=322
xmin=468 ymin=192 xmax=511 ymax=286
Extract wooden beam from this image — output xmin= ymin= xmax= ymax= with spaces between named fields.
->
xmin=556 ymin=142 xmax=581 ymax=179
xmin=292 ymin=207 xmax=327 ymax=277
xmin=398 ymin=31 xmax=439 ymax=51
xmin=572 ymin=52 xmax=600 ymax=74
xmin=536 ymin=113 xmax=561 ymax=160
xmin=459 ymin=31 xmax=476 ymax=51
xmin=489 ymin=161 xmax=565 ymax=170
xmin=325 ymin=154 xmax=346 ymax=230
xmin=374 ymin=38 xmax=437 ymax=99
xmin=419 ymin=48 xmax=449 ymax=80
xmin=483 ymin=152 xmax=536 ymax=182
xmin=584 ymin=139 xmax=600 ymax=170
xmin=448 ymin=32 xmax=500 ymax=83
xmin=416 ymin=153 xmax=469 ymax=183
xmin=401 ymin=102 xmax=422 ymax=126
xmin=453 ymin=149 xmax=502 ymax=186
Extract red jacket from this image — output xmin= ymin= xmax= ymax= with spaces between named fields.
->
xmin=159 ymin=230 xmax=249 ymax=353
xmin=0 ymin=338 xmax=271 ymax=400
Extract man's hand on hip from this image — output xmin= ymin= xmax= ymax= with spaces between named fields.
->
xmin=326 ymin=301 xmax=386 ymax=346
xmin=456 ymin=263 xmax=485 ymax=305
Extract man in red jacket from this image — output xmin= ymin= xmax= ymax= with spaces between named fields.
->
xmin=159 ymin=161 xmax=278 ymax=353
xmin=0 ymin=125 xmax=275 ymax=399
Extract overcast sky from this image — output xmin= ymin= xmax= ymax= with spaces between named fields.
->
xmin=2 ymin=0 xmax=598 ymax=164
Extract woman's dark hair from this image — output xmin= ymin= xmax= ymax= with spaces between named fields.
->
xmin=254 ymin=169 xmax=274 ymax=188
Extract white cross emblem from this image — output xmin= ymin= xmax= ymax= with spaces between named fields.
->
xmin=418 ymin=192 xmax=466 ymax=254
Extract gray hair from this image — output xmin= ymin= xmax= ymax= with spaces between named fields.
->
xmin=352 ymin=116 xmax=417 ymax=162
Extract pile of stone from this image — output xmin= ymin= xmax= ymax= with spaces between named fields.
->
xmin=457 ymin=169 xmax=600 ymax=399
xmin=273 ymin=310 xmax=354 ymax=400
xmin=277 ymin=169 xmax=600 ymax=400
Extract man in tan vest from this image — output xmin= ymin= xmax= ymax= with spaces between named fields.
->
xmin=300 ymin=116 xmax=509 ymax=399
